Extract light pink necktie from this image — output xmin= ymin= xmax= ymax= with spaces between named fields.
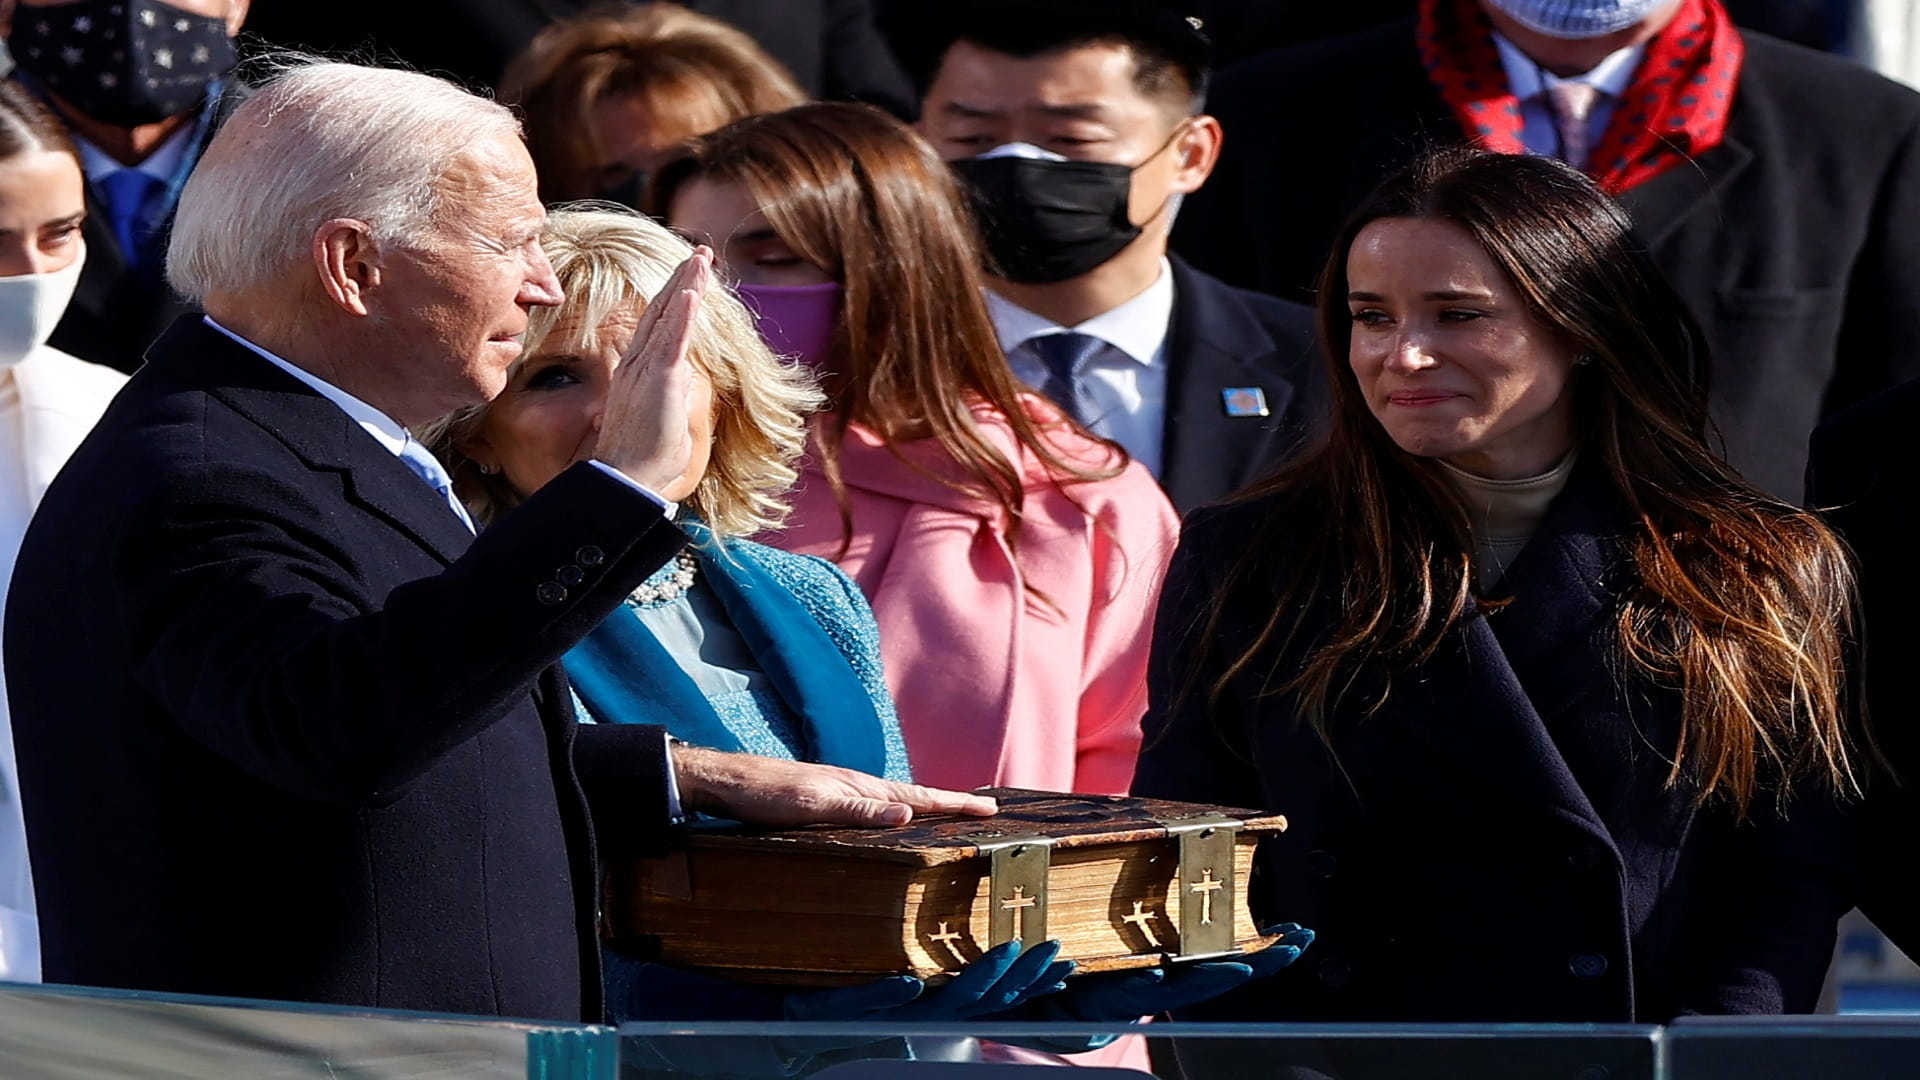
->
xmin=1544 ymin=81 xmax=1603 ymax=171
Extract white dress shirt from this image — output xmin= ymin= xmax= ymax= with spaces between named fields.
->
xmin=1493 ymin=34 xmax=1647 ymax=161
xmin=987 ymin=259 xmax=1176 ymax=477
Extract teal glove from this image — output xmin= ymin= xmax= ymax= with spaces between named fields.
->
xmin=783 ymin=939 xmax=1072 ymax=1022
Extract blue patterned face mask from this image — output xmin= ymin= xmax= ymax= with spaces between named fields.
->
xmin=1482 ymin=0 xmax=1670 ymax=39
xmin=11 ymin=0 xmax=235 ymax=127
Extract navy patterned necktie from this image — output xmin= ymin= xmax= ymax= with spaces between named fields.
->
xmin=1027 ymin=332 xmax=1106 ymax=427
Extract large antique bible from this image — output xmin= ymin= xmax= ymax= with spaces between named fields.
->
xmin=604 ymin=789 xmax=1289 ymax=986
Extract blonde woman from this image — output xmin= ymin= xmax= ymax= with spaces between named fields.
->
xmin=423 ymin=204 xmax=906 ymax=785
xmin=425 ymin=205 xmax=1097 ymax=1028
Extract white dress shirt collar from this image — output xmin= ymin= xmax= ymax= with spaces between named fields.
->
xmin=1493 ymin=33 xmax=1644 ymax=103
xmin=985 ymin=258 xmax=1176 ymax=369
xmin=201 ymin=316 xmax=413 ymax=460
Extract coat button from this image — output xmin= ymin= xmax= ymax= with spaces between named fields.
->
xmin=576 ymin=545 xmax=606 ymax=568
xmin=536 ymin=581 xmax=567 ymax=605
xmin=556 ymin=564 xmax=585 ymax=587
xmin=1308 ymin=850 xmax=1338 ymax=878
xmin=1315 ymin=958 xmax=1351 ymax=988
xmin=1569 ymin=953 xmax=1609 ymax=979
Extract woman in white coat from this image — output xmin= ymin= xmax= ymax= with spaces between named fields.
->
xmin=0 ymin=81 xmax=128 ymax=982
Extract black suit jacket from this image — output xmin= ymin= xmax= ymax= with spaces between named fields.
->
xmin=1134 ymin=468 xmax=1851 ymax=1026
xmin=1172 ymin=22 xmax=1920 ymax=500
xmin=1158 ymin=257 xmax=1322 ymax=512
xmin=1806 ymin=378 xmax=1920 ymax=963
xmin=5 ymin=316 xmax=684 ymax=1020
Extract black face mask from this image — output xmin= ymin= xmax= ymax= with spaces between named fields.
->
xmin=11 ymin=0 xmax=235 ymax=128
xmin=949 ymin=129 xmax=1184 ymax=285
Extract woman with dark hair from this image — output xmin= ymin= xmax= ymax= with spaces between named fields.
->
xmin=656 ymin=102 xmax=1181 ymax=801
xmin=0 ymin=79 xmax=127 ymax=984
xmin=1134 ymin=147 xmax=1860 ymax=1026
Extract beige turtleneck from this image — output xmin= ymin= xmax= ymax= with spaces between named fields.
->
xmin=1438 ymin=453 xmax=1577 ymax=592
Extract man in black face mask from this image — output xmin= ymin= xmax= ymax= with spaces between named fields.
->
xmin=921 ymin=0 xmax=1320 ymax=513
xmin=1 ymin=0 xmax=246 ymax=373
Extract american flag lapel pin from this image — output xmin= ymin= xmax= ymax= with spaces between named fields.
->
xmin=1221 ymin=387 xmax=1270 ymax=418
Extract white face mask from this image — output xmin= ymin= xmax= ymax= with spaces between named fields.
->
xmin=1483 ymin=0 xmax=1670 ymax=39
xmin=0 ymin=254 xmax=86 ymax=368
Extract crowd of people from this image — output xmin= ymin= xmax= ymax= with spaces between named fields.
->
xmin=1 ymin=0 xmax=1918 ymax=1074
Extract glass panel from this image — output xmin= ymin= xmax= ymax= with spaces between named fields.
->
xmin=1667 ymin=1017 xmax=1920 ymax=1080
xmin=618 ymin=1021 xmax=1662 ymax=1079
xmin=0 ymin=981 xmax=614 ymax=1079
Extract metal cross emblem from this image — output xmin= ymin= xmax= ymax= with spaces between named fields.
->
xmin=1000 ymin=885 xmax=1038 ymax=940
xmin=1122 ymin=901 xmax=1163 ymax=948
xmin=929 ymin=921 xmax=967 ymax=965
xmin=1189 ymin=868 xmax=1225 ymax=925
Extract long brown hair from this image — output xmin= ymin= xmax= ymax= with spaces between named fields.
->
xmin=651 ymin=102 xmax=1123 ymax=554
xmin=1197 ymin=147 xmax=1858 ymax=817
xmin=499 ymin=1 xmax=805 ymax=202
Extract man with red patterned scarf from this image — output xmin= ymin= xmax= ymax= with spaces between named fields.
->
xmin=1170 ymin=0 xmax=1920 ymax=503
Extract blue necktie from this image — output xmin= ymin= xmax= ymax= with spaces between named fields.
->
xmin=1027 ymin=332 xmax=1106 ymax=428
xmin=396 ymin=438 xmax=477 ymax=534
xmin=101 ymin=169 xmax=165 ymax=269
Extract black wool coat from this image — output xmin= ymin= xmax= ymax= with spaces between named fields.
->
xmin=1158 ymin=257 xmax=1324 ymax=513
xmin=1806 ymin=377 xmax=1920 ymax=964
xmin=1171 ymin=22 xmax=1920 ymax=500
xmin=5 ymin=316 xmax=685 ymax=1021
xmin=1132 ymin=468 xmax=1853 ymax=1025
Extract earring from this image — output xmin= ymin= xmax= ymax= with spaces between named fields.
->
xmin=476 ymin=462 xmax=501 ymax=476
xmin=1573 ymin=353 xmax=1596 ymax=367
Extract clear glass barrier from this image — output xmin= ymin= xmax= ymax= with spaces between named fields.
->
xmin=1667 ymin=1016 xmax=1920 ymax=1080
xmin=617 ymin=1021 xmax=1662 ymax=1079
xmin=23 ymin=980 xmax=1920 ymax=1079
xmin=0 ymin=980 xmax=615 ymax=1080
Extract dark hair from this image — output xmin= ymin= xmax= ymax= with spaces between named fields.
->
xmin=0 ymin=82 xmax=81 ymax=164
xmin=651 ymin=102 xmax=1124 ymax=560
xmin=1191 ymin=146 xmax=1859 ymax=817
xmin=942 ymin=0 xmax=1211 ymax=110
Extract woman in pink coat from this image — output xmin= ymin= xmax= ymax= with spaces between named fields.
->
xmin=656 ymin=102 xmax=1178 ymax=798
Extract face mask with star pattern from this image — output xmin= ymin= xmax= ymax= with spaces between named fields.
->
xmin=12 ymin=0 xmax=235 ymax=128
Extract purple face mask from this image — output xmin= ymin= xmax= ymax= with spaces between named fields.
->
xmin=736 ymin=281 xmax=843 ymax=370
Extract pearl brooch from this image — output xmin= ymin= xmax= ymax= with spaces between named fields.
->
xmin=627 ymin=551 xmax=700 ymax=608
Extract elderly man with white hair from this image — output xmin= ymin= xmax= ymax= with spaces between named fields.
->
xmin=0 ymin=60 xmax=992 ymax=1020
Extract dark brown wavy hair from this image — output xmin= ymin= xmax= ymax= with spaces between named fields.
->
xmin=650 ymin=101 xmax=1123 ymax=557
xmin=1196 ymin=147 xmax=1859 ymax=817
